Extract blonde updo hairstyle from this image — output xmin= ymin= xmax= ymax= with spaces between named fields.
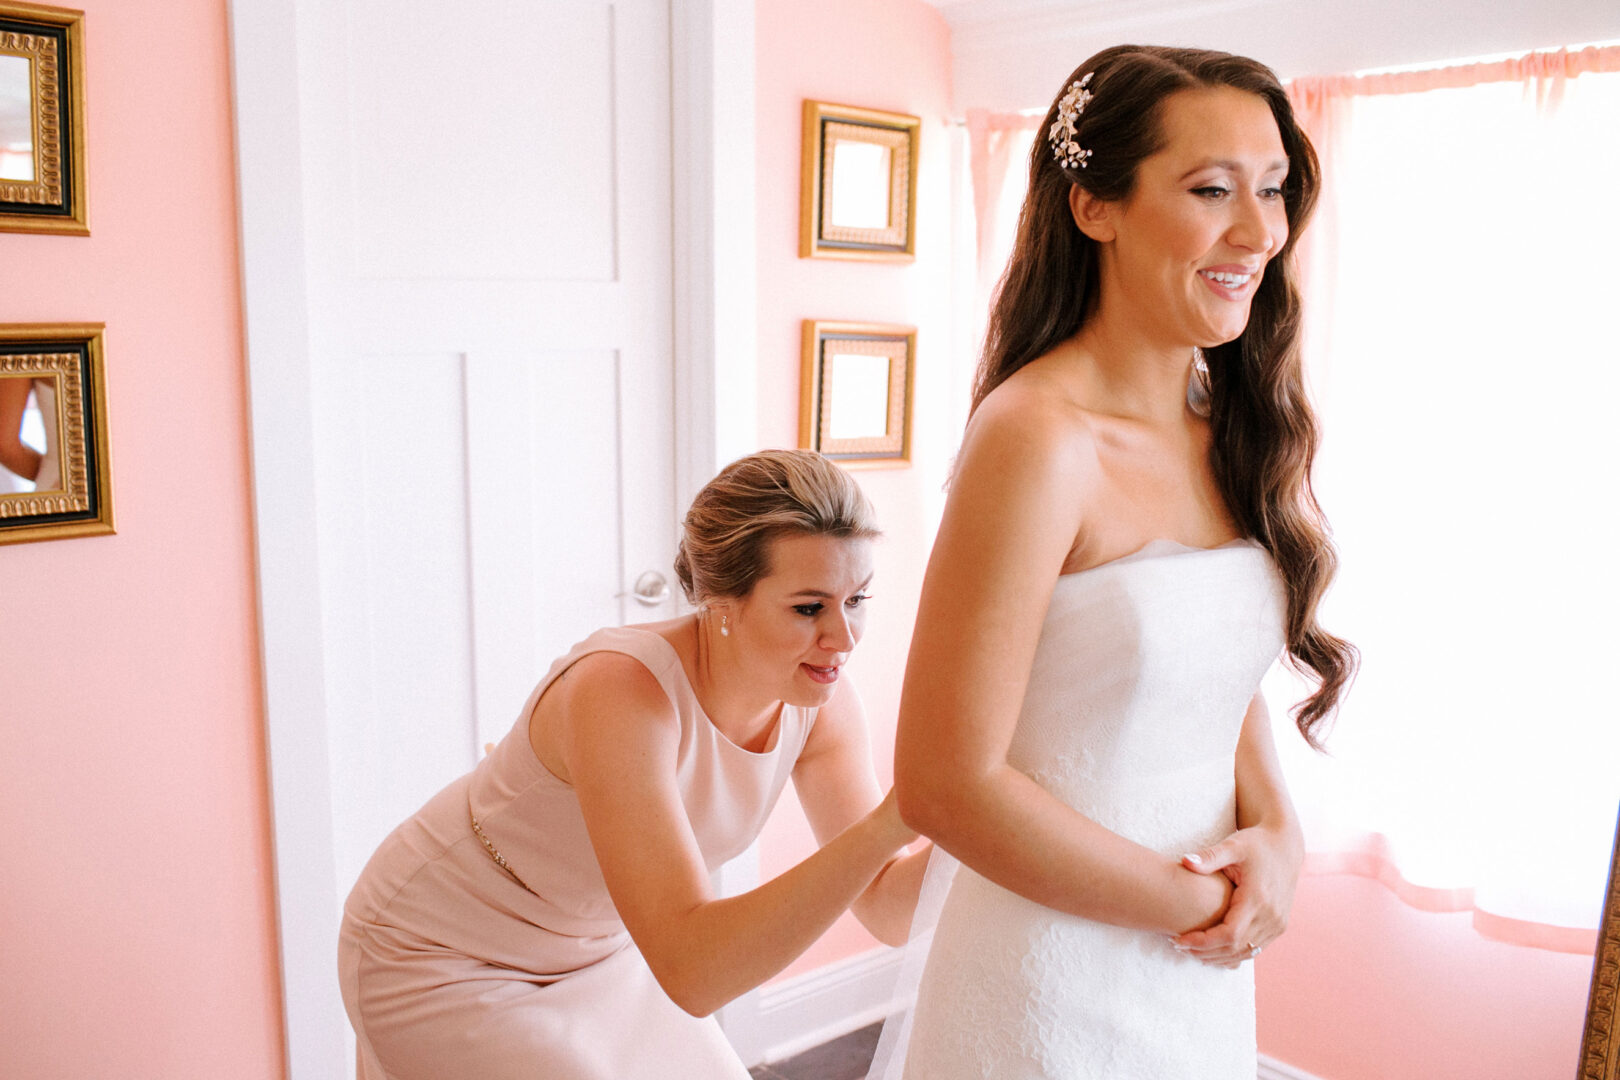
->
xmin=674 ymin=450 xmax=879 ymax=606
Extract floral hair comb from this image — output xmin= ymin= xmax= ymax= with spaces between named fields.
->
xmin=1049 ymin=71 xmax=1095 ymax=169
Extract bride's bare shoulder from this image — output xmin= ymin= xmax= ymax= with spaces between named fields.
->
xmin=964 ymin=360 xmax=1104 ymax=475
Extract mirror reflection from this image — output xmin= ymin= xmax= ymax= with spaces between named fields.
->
xmin=0 ymin=52 xmax=34 ymax=183
xmin=828 ymin=138 xmax=892 ymax=230
xmin=826 ymin=351 xmax=892 ymax=440
xmin=0 ymin=372 xmax=59 ymax=493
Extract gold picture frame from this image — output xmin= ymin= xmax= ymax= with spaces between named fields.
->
xmin=799 ymin=320 xmax=915 ymax=468
xmin=0 ymin=322 xmax=112 ymax=544
xmin=1581 ymin=808 xmax=1620 ymax=1079
xmin=0 ymin=1 xmax=87 ymax=235
xmin=800 ymin=101 xmax=918 ymax=262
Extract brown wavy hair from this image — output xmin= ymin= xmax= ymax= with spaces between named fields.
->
xmin=976 ymin=45 xmax=1354 ymax=746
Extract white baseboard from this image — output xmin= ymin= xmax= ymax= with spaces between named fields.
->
xmin=740 ymin=948 xmax=1327 ymax=1080
xmin=1259 ymin=1053 xmax=1327 ymax=1080
xmin=747 ymin=947 xmax=903 ymax=1066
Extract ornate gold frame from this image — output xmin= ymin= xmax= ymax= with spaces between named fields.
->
xmin=1581 ymin=809 xmax=1620 ymax=1079
xmin=0 ymin=1 xmax=87 ymax=235
xmin=799 ymin=319 xmax=915 ymax=469
xmin=799 ymin=101 xmax=918 ymax=262
xmin=0 ymin=322 xmax=112 ymax=543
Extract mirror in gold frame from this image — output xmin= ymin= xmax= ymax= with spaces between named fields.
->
xmin=799 ymin=319 xmax=915 ymax=468
xmin=0 ymin=323 xmax=112 ymax=544
xmin=0 ymin=1 xmax=86 ymax=235
xmin=800 ymin=101 xmax=918 ymax=262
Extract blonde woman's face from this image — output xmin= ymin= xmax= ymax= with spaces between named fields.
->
xmin=724 ymin=533 xmax=875 ymax=708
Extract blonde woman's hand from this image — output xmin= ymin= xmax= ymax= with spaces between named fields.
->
xmin=870 ymin=788 xmax=921 ymax=851
xmin=1169 ymin=824 xmax=1303 ymax=969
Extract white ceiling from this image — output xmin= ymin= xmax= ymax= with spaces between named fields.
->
xmin=920 ymin=0 xmax=1228 ymax=18
xmin=919 ymin=0 xmax=1266 ymax=39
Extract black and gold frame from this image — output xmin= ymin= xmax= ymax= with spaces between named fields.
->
xmin=799 ymin=320 xmax=915 ymax=469
xmin=0 ymin=2 xmax=86 ymax=235
xmin=0 ymin=323 xmax=112 ymax=544
xmin=800 ymin=101 xmax=918 ymax=262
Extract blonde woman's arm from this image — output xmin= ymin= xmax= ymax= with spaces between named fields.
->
xmin=556 ymin=653 xmax=916 ymax=1018
xmin=791 ymin=673 xmax=929 ymax=946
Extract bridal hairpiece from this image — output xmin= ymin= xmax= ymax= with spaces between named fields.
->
xmin=1048 ymin=71 xmax=1095 ymax=170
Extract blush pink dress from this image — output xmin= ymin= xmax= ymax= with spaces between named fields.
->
xmin=338 ymin=626 xmax=815 ymax=1080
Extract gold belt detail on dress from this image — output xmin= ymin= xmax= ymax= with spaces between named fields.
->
xmin=470 ymin=814 xmax=538 ymax=894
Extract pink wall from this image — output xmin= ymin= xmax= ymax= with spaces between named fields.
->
xmin=753 ymin=0 xmax=957 ymax=981
xmin=1256 ymin=874 xmax=1595 ymax=1078
xmin=0 ymin=2 xmax=285 ymax=1078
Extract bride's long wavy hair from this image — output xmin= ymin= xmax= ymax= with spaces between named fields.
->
xmin=976 ymin=45 xmax=1355 ymax=746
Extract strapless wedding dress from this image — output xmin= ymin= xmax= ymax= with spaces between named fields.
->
xmin=898 ymin=539 xmax=1287 ymax=1080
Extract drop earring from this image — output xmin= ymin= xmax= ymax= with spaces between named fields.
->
xmin=719 ymin=614 xmax=729 ymax=637
xmin=1187 ymin=347 xmax=1212 ymax=418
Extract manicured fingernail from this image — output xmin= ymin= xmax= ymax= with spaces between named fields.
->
xmin=1182 ymin=853 xmax=1202 ymax=866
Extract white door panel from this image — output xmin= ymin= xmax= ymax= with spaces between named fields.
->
xmin=297 ymin=0 xmax=676 ymax=937
xmin=319 ymin=350 xmax=482 ymax=888
xmin=341 ymin=2 xmax=620 ymax=283
xmin=466 ymin=346 xmax=631 ymax=754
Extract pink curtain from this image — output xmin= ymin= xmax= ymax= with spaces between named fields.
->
xmin=964 ymin=109 xmax=1041 ymax=303
xmin=966 ymin=46 xmax=1620 ymax=954
xmin=1287 ymin=45 xmax=1620 ymax=414
xmin=1288 ymin=43 xmax=1620 ymax=136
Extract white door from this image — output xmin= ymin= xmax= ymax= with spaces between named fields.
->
xmin=229 ymin=1 xmax=763 ymax=1075
xmin=298 ymin=0 xmax=679 ymax=906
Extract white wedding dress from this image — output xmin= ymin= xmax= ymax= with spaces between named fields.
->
xmin=890 ymin=539 xmax=1287 ymax=1080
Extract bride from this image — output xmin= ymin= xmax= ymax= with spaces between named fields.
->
xmin=886 ymin=45 xmax=1356 ymax=1078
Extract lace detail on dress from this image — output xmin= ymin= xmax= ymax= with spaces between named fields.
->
xmin=892 ymin=543 xmax=1281 ymax=1080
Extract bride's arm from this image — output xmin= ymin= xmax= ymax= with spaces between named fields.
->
xmin=1171 ymin=691 xmax=1305 ymax=966
xmin=893 ymin=388 xmax=1231 ymax=936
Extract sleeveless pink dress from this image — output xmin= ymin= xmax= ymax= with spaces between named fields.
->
xmin=338 ymin=626 xmax=815 ymax=1080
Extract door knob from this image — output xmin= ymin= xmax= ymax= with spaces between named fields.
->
xmin=629 ymin=570 xmax=671 ymax=607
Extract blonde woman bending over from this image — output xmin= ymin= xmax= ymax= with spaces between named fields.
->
xmin=340 ymin=450 xmax=925 ymax=1080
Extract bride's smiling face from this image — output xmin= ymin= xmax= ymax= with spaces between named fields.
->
xmin=1086 ymin=85 xmax=1290 ymax=348
xmin=716 ymin=533 xmax=874 ymax=709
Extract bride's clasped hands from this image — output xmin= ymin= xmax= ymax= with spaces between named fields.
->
xmin=1174 ymin=694 xmax=1307 ymax=969
xmin=1174 ymin=819 xmax=1305 ymax=968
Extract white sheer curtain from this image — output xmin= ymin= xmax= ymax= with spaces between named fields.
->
xmin=963 ymin=110 xmax=1040 ymax=362
xmin=966 ymin=48 xmax=1620 ymax=951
